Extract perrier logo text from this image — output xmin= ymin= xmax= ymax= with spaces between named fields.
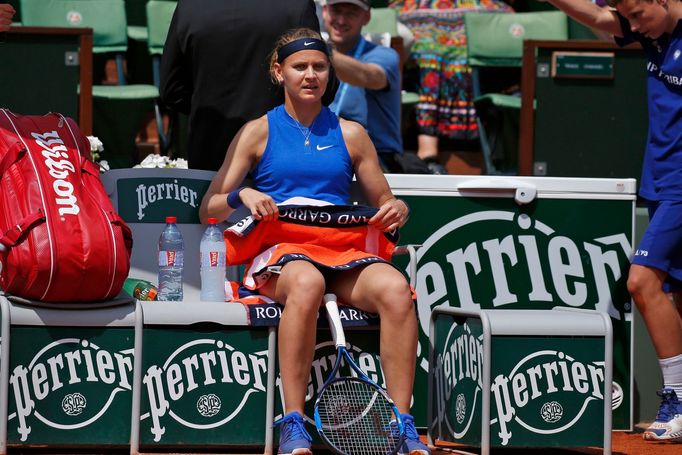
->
xmin=9 ymin=338 xmax=133 ymax=441
xmin=491 ymin=350 xmax=605 ymax=445
xmin=135 ymin=179 xmax=199 ymax=221
xmin=142 ymin=338 xmax=268 ymax=442
xmin=414 ymin=210 xmax=632 ymax=339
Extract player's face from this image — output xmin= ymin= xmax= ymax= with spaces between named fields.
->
xmin=617 ymin=0 xmax=671 ymax=39
xmin=324 ymin=4 xmax=369 ymax=47
xmin=275 ymin=50 xmax=330 ymax=103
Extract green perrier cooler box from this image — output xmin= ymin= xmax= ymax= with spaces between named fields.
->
xmin=137 ymin=302 xmax=273 ymax=448
xmin=429 ymin=307 xmax=613 ymax=451
xmin=384 ymin=175 xmax=635 ymax=431
xmin=2 ymin=300 xmax=138 ymax=446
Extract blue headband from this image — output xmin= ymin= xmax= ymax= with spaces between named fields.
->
xmin=277 ymin=38 xmax=329 ymax=63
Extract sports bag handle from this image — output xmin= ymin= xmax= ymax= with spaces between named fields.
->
xmin=0 ymin=208 xmax=45 ymax=248
xmin=0 ymin=141 xmax=26 ymax=175
xmin=81 ymin=157 xmax=100 ymax=176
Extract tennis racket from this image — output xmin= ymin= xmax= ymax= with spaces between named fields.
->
xmin=314 ymin=293 xmax=405 ymax=455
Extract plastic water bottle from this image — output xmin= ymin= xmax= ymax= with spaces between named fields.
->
xmin=200 ymin=217 xmax=226 ymax=301
xmin=158 ymin=216 xmax=184 ymax=301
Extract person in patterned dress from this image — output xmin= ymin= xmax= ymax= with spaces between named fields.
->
xmin=390 ymin=0 xmax=513 ymax=173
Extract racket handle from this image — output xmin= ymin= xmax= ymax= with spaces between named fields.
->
xmin=323 ymin=293 xmax=346 ymax=348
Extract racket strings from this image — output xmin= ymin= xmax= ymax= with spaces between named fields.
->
xmin=317 ymin=378 xmax=402 ymax=455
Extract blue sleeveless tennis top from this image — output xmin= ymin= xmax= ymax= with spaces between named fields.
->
xmin=252 ymin=105 xmax=353 ymax=205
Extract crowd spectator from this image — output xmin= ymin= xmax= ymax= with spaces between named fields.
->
xmin=323 ymin=0 xmax=405 ymax=172
xmin=159 ymin=0 xmax=320 ymax=171
xmin=389 ymin=0 xmax=513 ymax=174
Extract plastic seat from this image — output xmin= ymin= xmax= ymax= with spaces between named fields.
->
xmin=20 ymin=0 xmax=162 ymax=168
xmin=146 ymin=0 xmax=177 ymax=155
xmin=146 ymin=0 xmax=176 ymax=88
xmin=464 ymin=11 xmax=568 ymax=175
xmin=363 ymin=7 xmax=398 ymax=36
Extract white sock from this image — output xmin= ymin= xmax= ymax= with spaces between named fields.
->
xmin=659 ymin=353 xmax=682 ymax=398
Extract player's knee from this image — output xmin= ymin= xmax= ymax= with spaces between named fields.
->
xmin=376 ymin=278 xmax=412 ymax=313
xmin=627 ymin=269 xmax=647 ymax=300
xmin=290 ymin=271 xmax=325 ymax=292
xmin=288 ymin=273 xmax=326 ymax=302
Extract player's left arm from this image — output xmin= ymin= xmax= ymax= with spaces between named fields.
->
xmin=341 ymin=119 xmax=409 ymax=231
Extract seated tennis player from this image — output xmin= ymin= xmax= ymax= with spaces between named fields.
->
xmin=199 ymin=28 xmax=429 ymax=455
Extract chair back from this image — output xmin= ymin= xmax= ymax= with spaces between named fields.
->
xmin=20 ymin=0 xmax=128 ymax=53
xmin=464 ymin=11 xmax=568 ymax=67
xmin=101 ymin=168 xmax=228 ymax=301
xmin=146 ymin=0 xmax=176 ymax=56
xmin=363 ymin=7 xmax=398 ymax=36
xmin=146 ymin=0 xmax=177 ymax=88
xmin=464 ymin=11 xmax=568 ymax=175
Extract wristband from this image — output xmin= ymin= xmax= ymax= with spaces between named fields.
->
xmin=227 ymin=187 xmax=245 ymax=209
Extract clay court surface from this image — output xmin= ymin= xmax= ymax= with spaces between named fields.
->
xmin=8 ymin=432 xmax=680 ymax=455
xmin=6 ymin=428 xmax=681 ymax=455
xmin=428 ymin=429 xmax=682 ymax=455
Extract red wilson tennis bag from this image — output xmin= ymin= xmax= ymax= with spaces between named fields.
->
xmin=0 ymin=110 xmax=132 ymax=301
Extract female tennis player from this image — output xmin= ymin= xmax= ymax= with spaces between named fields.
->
xmin=199 ymin=28 xmax=429 ymax=455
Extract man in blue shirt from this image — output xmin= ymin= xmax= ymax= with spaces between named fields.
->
xmin=323 ymin=0 xmax=404 ymax=172
xmin=544 ymin=0 xmax=682 ymax=443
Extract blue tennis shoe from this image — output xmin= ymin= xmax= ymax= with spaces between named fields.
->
xmin=398 ymin=413 xmax=431 ymax=455
xmin=275 ymin=411 xmax=312 ymax=455
xmin=643 ymin=388 xmax=682 ymax=442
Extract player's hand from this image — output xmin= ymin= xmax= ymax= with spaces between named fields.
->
xmin=369 ymin=198 xmax=409 ymax=232
xmin=238 ymin=188 xmax=279 ymax=221
xmin=0 ymin=4 xmax=16 ymax=33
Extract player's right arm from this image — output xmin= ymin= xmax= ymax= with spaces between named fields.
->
xmin=199 ymin=116 xmax=277 ymax=223
xmin=543 ymin=0 xmax=624 ymax=37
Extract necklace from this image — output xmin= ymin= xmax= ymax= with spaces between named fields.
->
xmin=287 ymin=111 xmax=318 ymax=147
xmin=294 ymin=121 xmax=313 ymax=147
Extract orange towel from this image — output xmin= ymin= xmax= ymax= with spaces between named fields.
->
xmin=224 ymin=204 xmax=399 ymax=290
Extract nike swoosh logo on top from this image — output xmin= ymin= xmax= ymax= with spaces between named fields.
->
xmin=304 ymin=41 xmax=315 ymax=46
xmin=316 ymin=144 xmax=334 ymax=151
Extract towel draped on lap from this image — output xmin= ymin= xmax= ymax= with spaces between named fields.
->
xmin=224 ymin=204 xmax=400 ymax=290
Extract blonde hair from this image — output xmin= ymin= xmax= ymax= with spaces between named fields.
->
xmin=268 ymin=28 xmax=329 ymax=84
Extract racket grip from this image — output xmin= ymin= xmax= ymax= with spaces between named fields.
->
xmin=323 ymin=293 xmax=346 ymax=348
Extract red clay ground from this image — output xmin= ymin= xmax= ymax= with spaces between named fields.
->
xmin=7 ymin=429 xmax=681 ymax=454
xmin=7 ymin=433 xmax=680 ymax=454
xmin=429 ymin=430 xmax=682 ymax=454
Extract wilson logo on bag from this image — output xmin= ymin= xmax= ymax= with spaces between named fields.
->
xmin=0 ymin=110 xmax=132 ymax=301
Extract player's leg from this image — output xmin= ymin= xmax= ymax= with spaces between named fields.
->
xmin=260 ymin=260 xmax=326 ymax=455
xmin=628 ymin=200 xmax=682 ymax=442
xmin=628 ymin=265 xmax=682 ymax=358
xmin=329 ymin=262 xmax=431 ymax=454
xmin=329 ymin=262 xmax=415 ymax=410
xmin=673 ymin=291 xmax=682 ymax=323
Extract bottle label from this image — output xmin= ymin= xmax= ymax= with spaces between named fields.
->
xmin=201 ymin=251 xmax=225 ymax=268
xmin=134 ymin=284 xmax=158 ymax=301
xmin=159 ymin=250 xmax=184 ymax=267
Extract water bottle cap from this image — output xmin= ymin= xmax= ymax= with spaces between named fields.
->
xmin=165 ymin=216 xmax=177 ymax=224
xmin=207 ymin=217 xmax=218 ymax=224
